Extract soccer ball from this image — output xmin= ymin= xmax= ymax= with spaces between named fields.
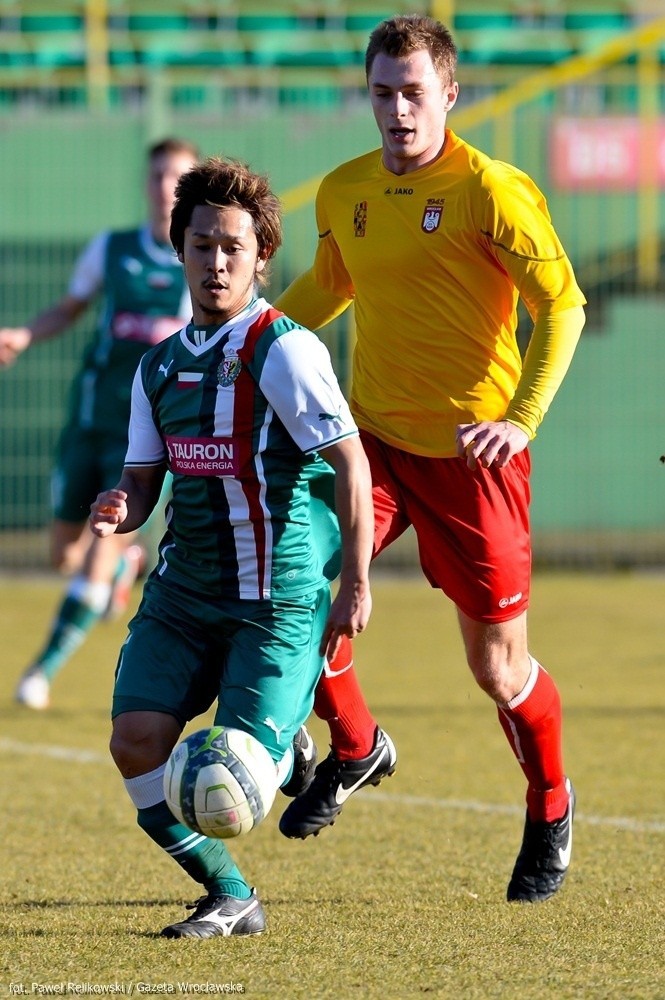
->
xmin=163 ymin=726 xmax=278 ymax=839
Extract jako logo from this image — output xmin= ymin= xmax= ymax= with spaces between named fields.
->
xmin=498 ymin=592 xmax=523 ymax=609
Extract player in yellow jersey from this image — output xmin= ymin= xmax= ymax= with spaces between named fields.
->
xmin=277 ymin=14 xmax=586 ymax=904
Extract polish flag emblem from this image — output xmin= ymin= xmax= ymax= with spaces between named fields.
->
xmin=178 ymin=372 xmax=203 ymax=389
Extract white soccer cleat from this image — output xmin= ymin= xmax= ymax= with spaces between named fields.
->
xmin=15 ymin=669 xmax=50 ymax=710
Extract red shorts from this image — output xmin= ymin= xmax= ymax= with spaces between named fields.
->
xmin=361 ymin=431 xmax=532 ymax=624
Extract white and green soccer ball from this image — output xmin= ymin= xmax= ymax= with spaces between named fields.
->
xmin=163 ymin=726 xmax=278 ymax=839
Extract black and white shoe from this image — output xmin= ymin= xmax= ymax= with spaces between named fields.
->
xmin=280 ymin=724 xmax=317 ymax=798
xmin=15 ymin=667 xmax=50 ymax=710
xmin=507 ymin=778 xmax=576 ymax=903
xmin=160 ymin=889 xmax=266 ymax=939
xmin=279 ymin=726 xmax=397 ymax=839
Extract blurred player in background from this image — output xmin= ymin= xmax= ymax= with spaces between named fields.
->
xmin=276 ymin=14 xmax=586 ymax=904
xmin=89 ymin=156 xmax=374 ymax=938
xmin=0 ymin=137 xmax=199 ymax=710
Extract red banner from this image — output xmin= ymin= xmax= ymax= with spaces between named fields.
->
xmin=550 ymin=117 xmax=665 ymax=189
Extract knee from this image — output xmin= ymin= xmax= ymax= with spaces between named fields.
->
xmin=109 ymin=729 xmax=145 ymax=777
xmin=109 ymin=729 xmax=168 ymax=779
xmin=110 ymin=712 xmax=181 ymax=779
xmin=466 ymin=647 xmax=529 ymax=704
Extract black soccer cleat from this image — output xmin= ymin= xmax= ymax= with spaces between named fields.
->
xmin=160 ymin=889 xmax=266 ymax=939
xmin=280 ymin=724 xmax=317 ymax=798
xmin=279 ymin=726 xmax=397 ymax=839
xmin=507 ymin=778 xmax=576 ymax=903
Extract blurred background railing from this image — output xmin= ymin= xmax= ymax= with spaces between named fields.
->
xmin=1 ymin=2 xmax=664 ymax=569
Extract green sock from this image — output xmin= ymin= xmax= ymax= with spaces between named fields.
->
xmin=137 ymin=801 xmax=251 ymax=899
xmin=35 ymin=594 xmax=103 ymax=681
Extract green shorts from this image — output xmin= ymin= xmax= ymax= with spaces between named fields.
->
xmin=112 ymin=575 xmax=329 ymax=763
xmin=52 ymin=424 xmax=128 ymax=523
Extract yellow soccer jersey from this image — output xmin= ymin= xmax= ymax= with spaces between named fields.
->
xmin=277 ymin=129 xmax=586 ymax=457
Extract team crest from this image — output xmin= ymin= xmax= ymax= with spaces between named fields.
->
xmin=354 ymin=201 xmax=368 ymax=238
xmin=421 ymin=202 xmax=444 ymax=233
xmin=218 ymin=355 xmax=242 ymax=387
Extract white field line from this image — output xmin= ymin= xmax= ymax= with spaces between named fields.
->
xmin=365 ymin=790 xmax=665 ymax=834
xmin=2 ymin=736 xmax=664 ymax=835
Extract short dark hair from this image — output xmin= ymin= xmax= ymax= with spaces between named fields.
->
xmin=365 ymin=14 xmax=457 ymax=84
xmin=148 ymin=137 xmax=200 ymax=162
xmin=170 ymin=157 xmax=283 ymax=284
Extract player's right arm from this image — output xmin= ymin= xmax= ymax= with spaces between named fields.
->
xmin=0 ymin=231 xmax=108 ymax=366
xmin=275 ymin=180 xmax=354 ymax=330
xmin=276 ymin=269 xmax=351 ymax=331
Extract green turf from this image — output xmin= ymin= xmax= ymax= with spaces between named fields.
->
xmin=0 ymin=572 xmax=663 ymax=999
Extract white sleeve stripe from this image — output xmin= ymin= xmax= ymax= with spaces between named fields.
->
xmin=303 ymin=429 xmax=359 ymax=455
xmin=123 ymin=460 xmax=166 ymax=468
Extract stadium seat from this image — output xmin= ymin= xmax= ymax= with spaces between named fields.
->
xmin=237 ymin=8 xmax=299 ymax=33
xmin=454 ymin=12 xmax=514 ymax=31
xmin=18 ymin=11 xmax=84 ymax=33
xmin=137 ymin=30 xmax=246 ymax=68
xmin=0 ymin=31 xmax=31 ymax=68
xmin=125 ymin=15 xmax=190 ymax=33
xmin=459 ymin=26 xmax=574 ymax=65
xmin=345 ymin=10 xmax=394 ymax=33
xmin=28 ymin=30 xmax=86 ymax=68
xmin=246 ymin=28 xmax=355 ymax=68
xmin=564 ymin=8 xmax=631 ymax=55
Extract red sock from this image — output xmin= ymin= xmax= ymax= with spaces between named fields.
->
xmin=497 ymin=658 xmax=568 ymax=822
xmin=314 ymin=635 xmax=377 ymax=760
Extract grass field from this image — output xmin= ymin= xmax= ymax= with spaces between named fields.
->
xmin=1 ymin=571 xmax=663 ymax=1000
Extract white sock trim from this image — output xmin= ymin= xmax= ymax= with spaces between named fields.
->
xmin=124 ymin=763 xmax=167 ymax=809
xmin=68 ymin=575 xmax=112 ymax=614
xmin=323 ymin=655 xmax=353 ymax=678
xmin=505 ymin=655 xmax=540 ymax=711
xmin=275 ymin=747 xmax=294 ymax=788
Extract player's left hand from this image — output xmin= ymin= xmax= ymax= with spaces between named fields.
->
xmin=456 ymin=420 xmax=529 ymax=471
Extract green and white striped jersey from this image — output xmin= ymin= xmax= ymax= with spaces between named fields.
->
xmin=126 ymin=297 xmax=357 ymax=600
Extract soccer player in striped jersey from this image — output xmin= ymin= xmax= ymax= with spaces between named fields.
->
xmin=1 ymin=138 xmax=199 ymax=711
xmin=89 ymin=156 xmax=375 ymax=938
xmin=276 ymin=14 xmax=585 ymax=903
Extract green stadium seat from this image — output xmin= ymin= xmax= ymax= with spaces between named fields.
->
xmin=28 ymin=31 xmax=86 ymax=68
xmin=454 ymin=13 xmax=514 ymax=31
xmin=126 ymin=15 xmax=190 ymax=32
xmin=0 ymin=32 xmax=31 ymax=68
xmin=564 ymin=14 xmax=628 ymax=30
xmin=107 ymin=32 xmax=139 ymax=67
xmin=19 ymin=14 xmax=84 ymax=33
xmin=246 ymin=28 xmax=355 ymax=67
xmin=237 ymin=13 xmax=298 ymax=32
xmin=564 ymin=9 xmax=631 ymax=55
xmin=572 ymin=28 xmax=630 ymax=54
xmin=459 ymin=26 xmax=574 ymax=65
xmin=138 ymin=30 xmax=246 ymax=68
xmin=345 ymin=11 xmax=393 ymax=33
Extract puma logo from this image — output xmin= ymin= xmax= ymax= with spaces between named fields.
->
xmin=159 ymin=360 xmax=174 ymax=377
